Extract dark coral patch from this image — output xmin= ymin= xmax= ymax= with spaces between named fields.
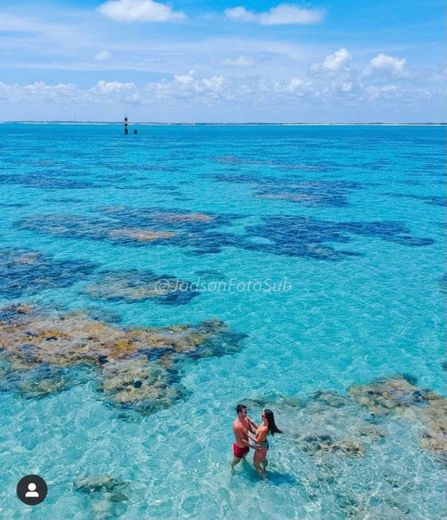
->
xmin=110 ymin=205 xmax=243 ymax=254
xmin=243 ymin=216 xmax=434 ymax=259
xmin=209 ymin=172 xmax=363 ymax=207
xmin=213 ymin=156 xmax=336 ymax=173
xmin=194 ymin=269 xmax=225 ymax=280
xmin=440 ymin=274 xmax=447 ymax=294
xmin=100 ymin=206 xmax=237 ymax=229
xmin=254 ymin=181 xmax=363 ymax=208
xmin=15 ymin=209 xmax=433 ymax=261
xmin=17 ymin=207 xmax=241 ymax=255
xmin=0 ymin=172 xmax=96 ymax=190
xmin=81 ymin=269 xmax=199 ymax=305
xmin=43 ymin=197 xmax=84 ymax=203
xmin=0 ymin=247 xmax=97 ymax=298
xmin=384 ymin=193 xmax=447 ymax=207
xmin=339 ymin=221 xmax=434 ymax=247
xmin=0 ymin=202 xmax=28 ymax=208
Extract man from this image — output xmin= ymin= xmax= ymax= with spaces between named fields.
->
xmin=231 ymin=403 xmax=258 ymax=470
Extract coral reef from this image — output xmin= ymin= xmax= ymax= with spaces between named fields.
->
xmin=349 ymin=375 xmax=447 ymax=455
xmin=210 ymin=171 xmax=363 ymax=207
xmin=17 ymin=207 xmax=240 ymax=254
xmin=244 ymin=216 xmax=434 ymax=260
xmin=386 ymin=192 xmax=447 ymax=207
xmin=0 ymin=247 xmax=97 ymax=298
xmin=16 ymin=208 xmax=434 ymax=261
xmin=73 ymin=475 xmax=129 ymax=502
xmin=242 ymin=375 xmax=446 ymax=517
xmin=81 ymin=270 xmax=198 ymax=305
xmin=107 ymin=229 xmax=177 ymax=241
xmin=73 ymin=475 xmax=129 ymax=518
xmin=0 ymin=172 xmax=96 ymax=190
xmin=247 ymin=375 xmax=446 ymax=462
xmin=0 ymin=304 xmax=245 ymax=413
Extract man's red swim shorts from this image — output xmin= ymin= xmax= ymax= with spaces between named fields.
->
xmin=233 ymin=443 xmax=249 ymax=459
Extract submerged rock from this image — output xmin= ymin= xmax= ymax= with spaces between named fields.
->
xmin=247 ymin=374 xmax=446 ymax=466
xmin=0 ymin=304 xmax=245 ymax=413
xmin=312 ymin=390 xmax=347 ymax=408
xmin=82 ymin=269 xmax=198 ymax=305
xmin=73 ymin=475 xmax=129 ymax=502
xmin=107 ymin=228 xmax=177 ymax=242
xmin=0 ymin=247 xmax=96 ymax=298
xmin=0 ymin=363 xmax=69 ymax=398
xmin=210 ymin=172 xmax=360 ymax=207
xmin=147 ymin=211 xmax=215 ymax=223
xmin=349 ymin=375 xmax=447 ymax=455
xmin=17 ymin=207 xmax=240 ymax=255
xmin=100 ymin=357 xmax=186 ymax=413
xmin=74 ymin=475 xmax=129 ymax=518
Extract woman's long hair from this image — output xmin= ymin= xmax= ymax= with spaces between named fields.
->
xmin=264 ymin=409 xmax=282 ymax=435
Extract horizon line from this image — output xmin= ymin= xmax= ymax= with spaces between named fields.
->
xmin=1 ymin=121 xmax=446 ymax=126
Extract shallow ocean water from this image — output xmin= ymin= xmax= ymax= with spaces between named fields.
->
xmin=0 ymin=124 xmax=445 ymax=519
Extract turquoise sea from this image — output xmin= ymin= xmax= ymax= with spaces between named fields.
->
xmin=0 ymin=124 xmax=445 ymax=519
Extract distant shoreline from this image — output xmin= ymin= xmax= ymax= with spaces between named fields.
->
xmin=0 ymin=121 xmax=446 ymax=126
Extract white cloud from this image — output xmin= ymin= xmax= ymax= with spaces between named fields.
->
xmin=91 ymin=80 xmax=136 ymax=95
xmin=98 ymin=0 xmax=186 ymax=23
xmin=149 ymin=70 xmax=227 ymax=101
xmin=95 ymin=50 xmax=112 ymax=61
xmin=0 ymin=80 xmax=141 ymax=107
xmin=224 ymin=4 xmax=324 ymax=26
xmin=311 ymin=48 xmax=352 ymax=73
xmin=0 ymin=71 xmax=435 ymax=118
xmin=321 ymin=48 xmax=351 ymax=71
xmin=364 ymin=53 xmax=406 ymax=76
xmin=224 ymin=7 xmax=257 ymax=22
xmin=274 ymin=77 xmax=312 ymax=94
xmin=0 ymin=81 xmax=80 ymax=105
xmin=260 ymin=4 xmax=324 ymax=25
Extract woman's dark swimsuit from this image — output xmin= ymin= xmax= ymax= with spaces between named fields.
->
xmin=256 ymin=439 xmax=269 ymax=449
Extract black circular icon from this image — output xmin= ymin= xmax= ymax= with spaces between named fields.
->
xmin=16 ymin=475 xmax=47 ymax=506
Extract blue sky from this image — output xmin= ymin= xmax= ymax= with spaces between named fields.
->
xmin=0 ymin=0 xmax=445 ymax=121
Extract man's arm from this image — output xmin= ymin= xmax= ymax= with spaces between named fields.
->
xmin=248 ymin=430 xmax=262 ymax=443
xmin=247 ymin=416 xmax=258 ymax=431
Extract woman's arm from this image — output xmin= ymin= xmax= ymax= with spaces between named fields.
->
xmin=249 ymin=428 xmax=266 ymax=444
xmin=247 ymin=417 xmax=258 ymax=431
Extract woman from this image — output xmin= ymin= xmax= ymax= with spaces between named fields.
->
xmin=249 ymin=409 xmax=282 ymax=479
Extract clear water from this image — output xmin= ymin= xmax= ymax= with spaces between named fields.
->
xmin=0 ymin=124 xmax=445 ymax=519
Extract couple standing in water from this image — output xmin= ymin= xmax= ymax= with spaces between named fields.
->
xmin=231 ymin=403 xmax=282 ymax=479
